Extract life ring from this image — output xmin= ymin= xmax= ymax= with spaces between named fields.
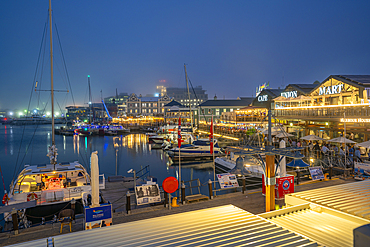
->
xmin=27 ymin=192 xmax=38 ymax=201
xmin=2 ymin=193 xmax=9 ymax=205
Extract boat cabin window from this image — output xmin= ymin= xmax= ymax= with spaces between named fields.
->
xmin=14 ymin=170 xmax=86 ymax=193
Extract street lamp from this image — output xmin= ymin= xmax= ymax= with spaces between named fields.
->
xmin=127 ymin=169 xmax=136 ymax=190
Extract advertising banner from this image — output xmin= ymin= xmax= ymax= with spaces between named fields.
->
xmin=85 ymin=204 xmax=112 ymax=230
xmin=135 ymin=184 xmax=161 ymax=205
xmin=309 ymin=166 xmax=325 ymax=180
xmin=217 ymin=173 xmax=239 ymax=189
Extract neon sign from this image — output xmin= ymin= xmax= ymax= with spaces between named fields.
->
xmin=319 ymin=84 xmax=344 ymax=96
xmin=281 ymin=91 xmax=297 ymax=98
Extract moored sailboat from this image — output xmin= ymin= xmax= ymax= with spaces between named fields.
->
xmin=2 ymin=0 xmax=98 ymax=225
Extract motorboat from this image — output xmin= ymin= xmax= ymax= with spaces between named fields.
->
xmin=167 ymin=139 xmax=224 ymax=161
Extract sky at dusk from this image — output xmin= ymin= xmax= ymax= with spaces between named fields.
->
xmin=1 ymin=0 xmax=370 ymax=112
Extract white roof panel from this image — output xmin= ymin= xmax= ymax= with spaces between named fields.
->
xmin=9 ymin=205 xmax=317 ymax=247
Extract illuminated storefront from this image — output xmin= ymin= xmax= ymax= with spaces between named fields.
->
xmin=275 ymin=75 xmax=370 ymax=142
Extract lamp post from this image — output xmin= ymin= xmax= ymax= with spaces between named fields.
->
xmin=127 ymin=169 xmax=136 ymax=190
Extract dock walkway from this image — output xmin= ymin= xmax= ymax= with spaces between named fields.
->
xmin=0 ymin=177 xmax=355 ymax=246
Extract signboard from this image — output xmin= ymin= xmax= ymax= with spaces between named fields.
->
xmin=340 ymin=118 xmax=370 ymax=123
xmin=281 ymin=91 xmax=297 ymax=98
xmin=217 ymin=173 xmax=239 ymax=189
xmin=262 ymin=175 xmax=294 ymax=199
xmin=318 ymin=84 xmax=344 ymax=96
xmin=258 ymin=95 xmax=268 ymax=102
xmin=276 ymin=175 xmax=294 ymax=199
xmin=309 ymin=166 xmax=325 ymax=180
xmin=85 ymin=204 xmax=112 ymax=230
xmin=354 ymin=162 xmax=370 ymax=177
xmin=135 ymin=184 xmax=161 ymax=205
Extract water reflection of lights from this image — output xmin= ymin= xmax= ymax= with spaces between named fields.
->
xmin=73 ymin=135 xmax=80 ymax=154
xmin=85 ymin=137 xmax=88 ymax=150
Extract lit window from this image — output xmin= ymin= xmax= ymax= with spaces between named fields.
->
xmin=230 ymin=109 xmax=233 ymax=112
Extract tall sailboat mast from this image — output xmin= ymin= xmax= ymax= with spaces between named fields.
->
xmin=49 ymin=0 xmax=55 ymax=147
xmin=88 ymin=75 xmax=92 ymax=123
xmin=184 ymin=64 xmax=193 ymax=128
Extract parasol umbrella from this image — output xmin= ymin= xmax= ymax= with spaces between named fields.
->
xmin=275 ymin=132 xmax=294 ymax=138
xmin=328 ymin=137 xmax=356 ymax=144
xmin=286 ymin=159 xmax=310 ymax=168
xmin=300 ymin=135 xmax=325 ymax=141
xmin=356 ymin=140 xmax=370 ymax=149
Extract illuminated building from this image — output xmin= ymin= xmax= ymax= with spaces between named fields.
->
xmin=126 ymin=93 xmax=171 ymax=116
xmin=166 ymin=86 xmax=208 ymax=108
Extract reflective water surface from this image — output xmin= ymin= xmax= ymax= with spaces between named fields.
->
xmin=0 ymin=125 xmax=214 ymax=198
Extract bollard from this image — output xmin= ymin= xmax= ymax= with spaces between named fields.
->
xmin=126 ymin=191 xmax=131 ymax=214
xmin=11 ymin=208 xmax=18 ymax=235
xmin=47 ymin=237 xmax=55 ymax=247
xmin=168 ymin=193 xmax=172 ymax=210
xmin=181 ymin=183 xmax=186 ymax=205
xmin=71 ymin=198 xmax=76 ymax=221
xmin=242 ymin=175 xmax=246 ymax=194
xmin=296 ymin=169 xmax=300 ymax=185
xmin=329 ymin=165 xmax=333 ymax=180
xmin=164 ymin=192 xmax=168 ymax=208
xmin=208 ymin=179 xmax=213 ymax=199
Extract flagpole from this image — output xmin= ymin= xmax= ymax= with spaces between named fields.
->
xmin=212 ymin=115 xmax=215 ymax=189
xmin=178 ymin=114 xmax=181 ymax=199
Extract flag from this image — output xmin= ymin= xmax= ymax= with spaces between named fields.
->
xmin=178 ymin=117 xmax=182 ymax=148
xmin=209 ymin=118 xmax=213 ymax=154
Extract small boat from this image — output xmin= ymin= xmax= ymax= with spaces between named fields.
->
xmin=167 ymin=139 xmax=224 ymax=161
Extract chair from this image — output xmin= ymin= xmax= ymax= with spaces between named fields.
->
xmin=58 ymin=209 xmax=74 ymax=233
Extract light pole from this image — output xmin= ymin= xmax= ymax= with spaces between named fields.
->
xmin=127 ymin=169 xmax=136 ymax=190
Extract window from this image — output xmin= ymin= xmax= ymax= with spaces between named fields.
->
xmin=135 ymin=103 xmax=138 ymax=107
xmin=223 ymin=109 xmax=226 ymax=112
xmin=153 ymin=103 xmax=157 ymax=107
xmin=230 ymin=109 xmax=233 ymax=112
xmin=142 ymin=103 xmax=146 ymax=107
xmin=208 ymin=109 xmax=212 ymax=114
xmin=216 ymin=109 xmax=220 ymax=116
xmin=135 ymin=109 xmax=137 ymax=113
xmin=194 ymin=111 xmax=197 ymax=116
xmin=153 ymin=109 xmax=157 ymax=113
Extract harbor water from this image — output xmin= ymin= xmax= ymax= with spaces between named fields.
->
xmin=0 ymin=124 xmax=216 ymax=201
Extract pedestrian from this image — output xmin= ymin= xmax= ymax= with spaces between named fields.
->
xmin=355 ymin=147 xmax=362 ymax=162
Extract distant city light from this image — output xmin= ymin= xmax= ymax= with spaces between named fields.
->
xmin=55 ymin=112 xmax=59 ymax=116
xmin=154 ymin=93 xmax=159 ymax=97
xmin=88 ymin=75 xmax=90 ymax=78
xmin=159 ymin=80 xmax=166 ymax=83
xmin=24 ymin=109 xmax=27 ymax=113
xmin=18 ymin=112 xmax=23 ymax=116
xmin=33 ymin=110 xmax=37 ymax=113
xmin=89 ymin=102 xmax=92 ymax=104
xmin=46 ymin=112 xmax=51 ymax=116
xmin=9 ymin=112 xmax=13 ymax=116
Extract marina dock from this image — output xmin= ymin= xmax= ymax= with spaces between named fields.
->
xmin=0 ymin=177 xmax=355 ymax=246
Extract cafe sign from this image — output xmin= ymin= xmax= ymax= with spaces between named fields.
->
xmin=258 ymin=95 xmax=268 ymax=102
xmin=319 ymin=84 xmax=344 ymax=96
xmin=340 ymin=118 xmax=370 ymax=123
xmin=281 ymin=91 xmax=297 ymax=98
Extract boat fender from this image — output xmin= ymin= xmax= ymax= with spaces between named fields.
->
xmin=27 ymin=192 xmax=38 ymax=201
xmin=2 ymin=193 xmax=9 ymax=205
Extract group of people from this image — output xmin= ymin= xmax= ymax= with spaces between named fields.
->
xmin=308 ymin=141 xmax=364 ymax=162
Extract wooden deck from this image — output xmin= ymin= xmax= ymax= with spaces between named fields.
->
xmin=101 ymin=180 xmax=130 ymax=213
xmin=185 ymin=194 xmax=209 ymax=203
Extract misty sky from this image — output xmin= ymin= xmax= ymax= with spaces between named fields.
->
xmin=1 ymin=0 xmax=370 ymax=111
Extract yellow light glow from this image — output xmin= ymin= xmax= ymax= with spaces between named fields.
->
xmin=277 ymin=102 xmax=369 ymax=110
xmin=198 ymin=130 xmax=239 ymax=141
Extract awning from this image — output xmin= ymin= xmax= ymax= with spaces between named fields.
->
xmin=286 ymin=159 xmax=310 ymax=168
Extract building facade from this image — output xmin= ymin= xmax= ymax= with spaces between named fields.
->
xmin=166 ymin=86 xmax=208 ymax=108
xmin=126 ymin=93 xmax=172 ymax=116
xmin=274 ymin=75 xmax=370 ymax=142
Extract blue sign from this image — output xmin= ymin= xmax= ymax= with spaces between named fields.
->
xmin=309 ymin=167 xmax=325 ymax=181
xmin=85 ymin=204 xmax=112 ymax=223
